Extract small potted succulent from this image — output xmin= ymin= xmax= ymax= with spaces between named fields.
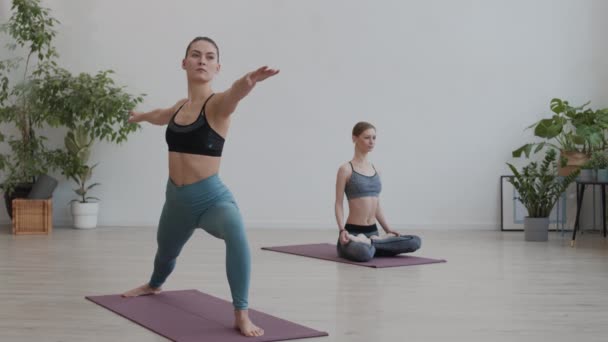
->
xmin=578 ymin=159 xmax=596 ymax=182
xmin=590 ymin=151 xmax=608 ymax=182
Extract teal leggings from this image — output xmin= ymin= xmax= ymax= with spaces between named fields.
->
xmin=148 ymin=174 xmax=250 ymax=310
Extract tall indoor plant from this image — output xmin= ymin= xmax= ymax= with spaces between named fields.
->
xmin=506 ymin=149 xmax=579 ymax=241
xmin=1 ymin=0 xmax=144 ymax=225
xmin=42 ymin=70 xmax=144 ymax=228
xmin=0 ymin=0 xmax=63 ymax=216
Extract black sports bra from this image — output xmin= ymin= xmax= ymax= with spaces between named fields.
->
xmin=165 ymin=94 xmax=225 ymax=157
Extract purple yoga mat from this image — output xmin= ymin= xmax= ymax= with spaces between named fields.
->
xmin=86 ymin=289 xmax=328 ymax=342
xmin=262 ymin=243 xmax=446 ymax=268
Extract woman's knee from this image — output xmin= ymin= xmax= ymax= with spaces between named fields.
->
xmin=199 ymin=201 xmax=245 ymax=239
xmin=372 ymin=235 xmax=422 ymax=255
xmin=337 ymin=241 xmax=375 ymax=262
xmin=221 ymin=210 xmax=246 ymax=243
xmin=402 ymin=235 xmax=421 ymax=251
xmin=410 ymin=235 xmax=422 ymax=250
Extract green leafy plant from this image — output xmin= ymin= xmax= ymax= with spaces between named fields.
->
xmin=63 ymin=127 xmax=99 ymax=203
xmin=513 ymin=98 xmax=608 ymax=158
xmin=580 ymin=161 xmax=595 ymax=170
xmin=32 ymin=68 xmax=143 ymax=142
xmin=582 ymin=151 xmax=608 ymax=170
xmin=507 ymin=149 xmax=579 ymax=217
xmin=1 ymin=0 xmax=143 ymax=206
xmin=43 ymin=69 xmax=145 ymax=202
xmin=0 ymin=0 xmax=62 ymax=195
xmin=595 ymin=153 xmax=608 ymax=170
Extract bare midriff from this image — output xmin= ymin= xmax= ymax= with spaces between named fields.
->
xmin=346 ymin=196 xmax=378 ymax=226
xmin=168 ymin=152 xmax=221 ymax=186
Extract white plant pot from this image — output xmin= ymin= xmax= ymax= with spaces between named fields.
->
xmin=71 ymin=202 xmax=99 ymax=229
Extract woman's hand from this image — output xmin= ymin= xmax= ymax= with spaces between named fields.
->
xmin=219 ymin=66 xmax=280 ymax=116
xmin=339 ymin=230 xmax=350 ymax=245
xmin=386 ymin=230 xmax=401 ymax=237
xmin=128 ymin=110 xmax=145 ymax=123
xmin=245 ymin=66 xmax=280 ymax=87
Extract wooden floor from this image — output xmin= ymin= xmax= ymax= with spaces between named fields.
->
xmin=1 ymin=226 xmax=607 ymax=342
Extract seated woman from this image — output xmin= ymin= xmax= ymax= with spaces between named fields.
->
xmin=334 ymin=122 xmax=421 ymax=262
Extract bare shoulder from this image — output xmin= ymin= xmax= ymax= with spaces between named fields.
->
xmin=211 ymin=91 xmax=228 ymax=102
xmin=206 ymin=91 xmax=230 ymax=117
xmin=337 ymin=162 xmax=353 ymax=178
xmin=169 ymin=98 xmax=189 ymax=112
xmin=151 ymin=98 xmax=188 ymax=126
xmin=372 ymin=163 xmax=381 ymax=175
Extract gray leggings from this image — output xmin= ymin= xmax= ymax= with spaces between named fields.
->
xmin=337 ymin=224 xmax=421 ymax=262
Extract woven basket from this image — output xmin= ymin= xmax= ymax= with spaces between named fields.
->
xmin=12 ymin=199 xmax=53 ymax=235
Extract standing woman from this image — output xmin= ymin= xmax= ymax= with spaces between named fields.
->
xmin=335 ymin=121 xmax=421 ymax=262
xmin=123 ymin=37 xmax=278 ymax=337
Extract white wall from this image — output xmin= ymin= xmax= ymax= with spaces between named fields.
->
xmin=1 ymin=0 xmax=606 ymax=230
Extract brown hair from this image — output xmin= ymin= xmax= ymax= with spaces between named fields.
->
xmin=185 ymin=37 xmax=220 ymax=62
xmin=352 ymin=121 xmax=376 ymax=137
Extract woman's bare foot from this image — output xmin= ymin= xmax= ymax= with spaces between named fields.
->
xmin=234 ymin=309 xmax=264 ymax=337
xmin=349 ymin=233 xmax=371 ymax=245
xmin=121 ymin=284 xmax=162 ymax=297
xmin=371 ymin=232 xmax=400 ymax=241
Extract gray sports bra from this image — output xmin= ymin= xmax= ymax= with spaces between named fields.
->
xmin=344 ymin=162 xmax=382 ymax=199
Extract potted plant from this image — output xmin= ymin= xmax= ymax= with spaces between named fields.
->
xmin=41 ymin=69 xmax=144 ymax=228
xmin=2 ymin=1 xmax=143 ymax=224
xmin=62 ymin=127 xmax=100 ymax=229
xmin=507 ymin=149 xmax=579 ymax=241
xmin=512 ymin=98 xmax=608 ymax=176
xmin=578 ymin=159 xmax=596 ymax=182
xmin=588 ymin=151 xmax=608 ymax=182
xmin=0 ymin=0 xmax=63 ymax=217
